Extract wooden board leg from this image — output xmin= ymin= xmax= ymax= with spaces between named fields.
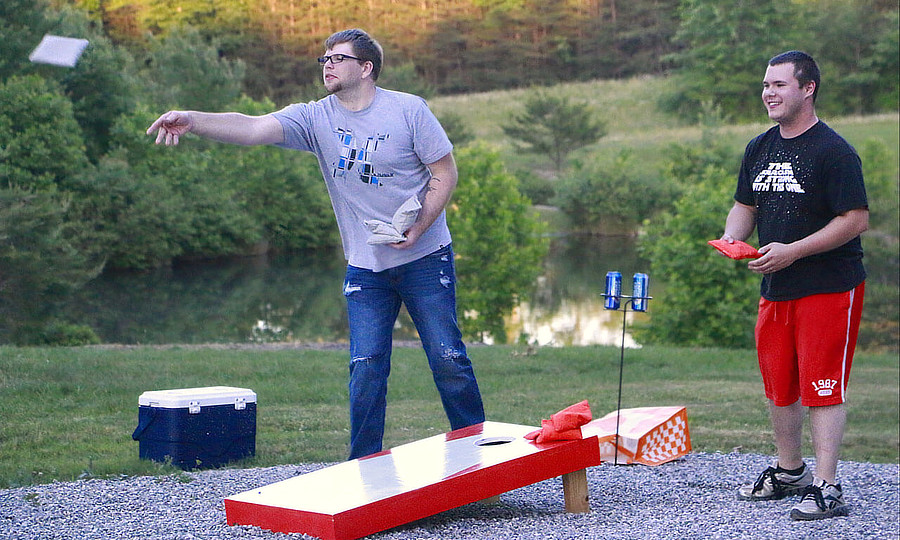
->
xmin=479 ymin=495 xmax=501 ymax=505
xmin=562 ymin=469 xmax=590 ymax=513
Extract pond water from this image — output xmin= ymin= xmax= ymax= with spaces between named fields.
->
xmin=59 ymin=235 xmax=654 ymax=347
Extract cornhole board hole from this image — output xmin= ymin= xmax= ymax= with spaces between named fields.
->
xmin=132 ymin=386 xmax=257 ymax=470
xmin=225 ymin=421 xmax=601 ymax=540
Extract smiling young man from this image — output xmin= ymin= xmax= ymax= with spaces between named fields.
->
xmin=720 ymin=51 xmax=868 ymax=521
xmin=147 ymin=28 xmax=485 ymax=461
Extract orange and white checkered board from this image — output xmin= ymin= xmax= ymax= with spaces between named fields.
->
xmin=580 ymin=406 xmax=691 ymax=466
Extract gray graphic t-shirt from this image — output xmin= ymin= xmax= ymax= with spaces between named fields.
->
xmin=272 ymin=88 xmax=453 ymax=272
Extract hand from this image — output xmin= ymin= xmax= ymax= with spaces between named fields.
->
xmin=387 ymin=227 xmax=422 ymax=250
xmin=146 ymin=111 xmax=193 ymax=146
xmin=713 ymin=233 xmax=735 ymax=258
xmin=747 ymin=242 xmax=798 ymax=274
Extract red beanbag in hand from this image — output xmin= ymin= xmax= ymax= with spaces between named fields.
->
xmin=524 ymin=400 xmax=592 ymax=443
xmin=708 ymin=239 xmax=761 ymax=260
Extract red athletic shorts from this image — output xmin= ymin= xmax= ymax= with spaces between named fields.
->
xmin=754 ymin=282 xmax=865 ymax=407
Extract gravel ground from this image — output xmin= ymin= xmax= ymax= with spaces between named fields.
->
xmin=1 ymin=452 xmax=897 ymax=540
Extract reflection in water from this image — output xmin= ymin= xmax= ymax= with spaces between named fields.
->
xmin=61 ymin=246 xmax=351 ymax=345
xmin=58 ymin=236 xmax=652 ymax=347
xmin=509 ymin=295 xmax=643 ymax=348
xmin=506 ymin=234 xmax=651 ymax=347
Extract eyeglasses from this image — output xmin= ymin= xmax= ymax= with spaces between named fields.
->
xmin=317 ymin=54 xmax=364 ymax=66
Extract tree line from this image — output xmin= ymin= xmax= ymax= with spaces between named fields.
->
xmin=53 ymin=0 xmax=899 ymax=118
xmin=1 ymin=0 xmax=897 ymax=346
xmin=67 ymin=0 xmax=680 ymax=102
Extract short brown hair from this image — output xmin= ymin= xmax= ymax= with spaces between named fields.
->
xmin=325 ymin=29 xmax=384 ymax=81
xmin=769 ymin=50 xmax=820 ymax=102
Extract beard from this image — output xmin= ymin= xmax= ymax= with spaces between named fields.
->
xmin=324 ymin=79 xmax=341 ymax=94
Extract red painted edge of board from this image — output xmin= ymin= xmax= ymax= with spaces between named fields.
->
xmin=225 ymin=423 xmax=601 ymax=540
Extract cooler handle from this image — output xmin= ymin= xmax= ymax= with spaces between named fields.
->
xmin=132 ymin=407 xmax=157 ymax=441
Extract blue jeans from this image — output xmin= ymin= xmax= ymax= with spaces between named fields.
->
xmin=343 ymin=244 xmax=485 ymax=459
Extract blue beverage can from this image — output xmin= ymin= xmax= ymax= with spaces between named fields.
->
xmin=604 ymin=271 xmax=621 ymax=310
xmin=632 ymin=272 xmax=649 ymax=312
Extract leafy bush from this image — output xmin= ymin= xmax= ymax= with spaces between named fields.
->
xmin=449 ymin=144 xmax=549 ymax=343
xmin=554 ymin=150 xmax=679 ymax=234
xmin=28 ymin=321 xmax=100 ymax=347
xmin=637 ymin=166 xmax=759 ymax=348
xmin=94 ymin=104 xmax=337 ymax=269
xmin=0 ymin=76 xmax=91 ymax=192
xmin=856 ymin=137 xmax=899 ymax=352
xmin=515 ymin=170 xmax=556 ymax=206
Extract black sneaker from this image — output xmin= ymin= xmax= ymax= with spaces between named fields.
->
xmin=737 ymin=463 xmax=813 ymax=501
xmin=790 ymin=478 xmax=849 ymax=520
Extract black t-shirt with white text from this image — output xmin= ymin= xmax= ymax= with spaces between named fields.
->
xmin=735 ymin=121 xmax=867 ymax=301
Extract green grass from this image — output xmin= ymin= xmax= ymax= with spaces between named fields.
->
xmin=1 ymin=344 xmax=896 ymax=488
xmin=430 ymin=76 xmax=899 ymax=178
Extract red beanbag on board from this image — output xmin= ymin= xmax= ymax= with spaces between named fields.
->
xmin=524 ymin=400 xmax=592 ymax=443
xmin=708 ymin=239 xmax=761 ymax=260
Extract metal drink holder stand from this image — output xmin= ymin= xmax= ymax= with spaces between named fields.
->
xmin=602 ymin=279 xmax=652 ymax=465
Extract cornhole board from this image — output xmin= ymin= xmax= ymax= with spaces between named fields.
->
xmin=225 ymin=421 xmax=601 ymax=540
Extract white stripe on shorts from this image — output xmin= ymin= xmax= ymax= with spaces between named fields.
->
xmin=839 ymin=287 xmax=856 ymax=403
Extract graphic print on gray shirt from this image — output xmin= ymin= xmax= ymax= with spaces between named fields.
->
xmin=273 ymin=87 xmax=454 ymax=272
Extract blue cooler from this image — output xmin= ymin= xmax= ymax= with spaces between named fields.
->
xmin=132 ymin=386 xmax=257 ymax=470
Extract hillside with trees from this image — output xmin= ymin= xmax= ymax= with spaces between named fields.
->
xmin=2 ymin=0 xmax=897 ymax=346
xmin=57 ymin=0 xmax=682 ymax=102
xmin=49 ymin=0 xmax=898 ymax=116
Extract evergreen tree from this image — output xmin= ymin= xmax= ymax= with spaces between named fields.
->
xmin=52 ymin=5 xmax=140 ymax=162
xmin=139 ymin=25 xmax=245 ymax=111
xmin=502 ymin=89 xmax=606 ymax=172
xmin=0 ymin=76 xmax=91 ymax=192
xmin=0 ymin=0 xmax=51 ymax=81
xmin=661 ymin=0 xmax=805 ymax=122
xmin=800 ymin=0 xmax=899 ymax=115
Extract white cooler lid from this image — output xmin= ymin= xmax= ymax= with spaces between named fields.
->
xmin=139 ymin=386 xmax=257 ymax=408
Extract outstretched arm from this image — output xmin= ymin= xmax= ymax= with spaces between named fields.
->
xmin=390 ymin=152 xmax=458 ymax=250
xmin=146 ymin=111 xmax=284 ymax=146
